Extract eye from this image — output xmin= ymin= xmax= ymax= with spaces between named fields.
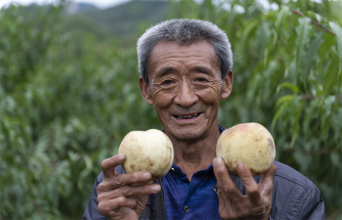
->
xmin=162 ymin=80 xmax=173 ymax=85
xmin=195 ymin=78 xmax=207 ymax=82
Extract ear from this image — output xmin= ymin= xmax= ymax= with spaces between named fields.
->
xmin=221 ymin=70 xmax=233 ymax=99
xmin=139 ymin=77 xmax=154 ymax=105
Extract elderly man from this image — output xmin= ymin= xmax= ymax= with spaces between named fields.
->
xmin=83 ymin=19 xmax=324 ymax=220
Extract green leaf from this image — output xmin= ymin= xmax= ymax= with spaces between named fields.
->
xmin=322 ymin=55 xmax=340 ymax=98
xmin=302 ymin=31 xmax=324 ymax=90
xmin=314 ymin=13 xmax=322 ymax=23
xmin=240 ymin=20 xmax=258 ymax=50
xmin=295 ymin=17 xmax=312 ymax=67
xmin=275 ymin=6 xmax=290 ymax=32
xmin=306 ymin=11 xmax=321 ymax=23
xmin=271 ymin=100 xmax=292 ymax=130
xmin=293 ymin=151 xmax=312 ymax=172
xmin=302 ymin=100 xmax=319 ymax=139
xmin=258 ymin=21 xmax=271 ymax=60
xmin=276 ymin=94 xmax=296 ymax=109
xmin=290 ymin=98 xmax=304 ymax=147
xmin=331 ymin=108 xmax=342 ymax=142
xmin=330 ymin=152 xmax=340 ymax=167
xmin=318 ymin=32 xmax=335 ymax=60
xmin=329 ymin=22 xmax=342 ymax=66
xmin=85 ymin=155 xmax=93 ymax=170
xmin=77 ymin=169 xmax=91 ymax=191
xmin=320 ymin=96 xmax=335 ymax=140
xmin=276 ymin=82 xmax=300 ymax=94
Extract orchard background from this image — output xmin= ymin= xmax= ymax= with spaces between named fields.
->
xmin=0 ymin=0 xmax=341 ymax=219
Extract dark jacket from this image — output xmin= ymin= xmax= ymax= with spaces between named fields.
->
xmin=83 ymin=161 xmax=325 ymax=220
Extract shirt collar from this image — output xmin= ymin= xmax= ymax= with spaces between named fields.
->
xmin=168 ymin=124 xmax=226 ymax=176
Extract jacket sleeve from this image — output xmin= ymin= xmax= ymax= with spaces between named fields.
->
xmin=82 ymin=176 xmax=108 ymax=220
xmin=298 ymin=185 xmax=325 ymax=220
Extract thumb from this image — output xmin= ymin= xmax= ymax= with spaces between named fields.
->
xmin=259 ymin=163 xmax=276 ymax=196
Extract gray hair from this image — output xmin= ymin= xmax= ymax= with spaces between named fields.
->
xmin=137 ymin=19 xmax=233 ymax=86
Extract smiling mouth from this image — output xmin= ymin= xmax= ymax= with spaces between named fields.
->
xmin=173 ymin=113 xmax=201 ymax=120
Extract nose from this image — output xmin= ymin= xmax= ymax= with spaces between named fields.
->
xmin=174 ymin=80 xmax=198 ymax=108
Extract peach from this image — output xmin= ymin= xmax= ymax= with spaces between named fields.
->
xmin=118 ymin=129 xmax=174 ymax=180
xmin=216 ymin=123 xmax=276 ymax=177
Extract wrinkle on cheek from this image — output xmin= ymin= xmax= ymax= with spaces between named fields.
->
xmin=150 ymin=80 xmax=165 ymax=102
xmin=200 ymin=80 xmax=223 ymax=101
xmin=150 ymin=83 xmax=175 ymax=111
xmin=152 ymin=90 xmax=169 ymax=107
xmin=152 ymin=87 xmax=163 ymax=101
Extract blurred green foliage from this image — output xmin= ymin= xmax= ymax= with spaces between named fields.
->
xmin=0 ymin=0 xmax=341 ymax=219
xmin=62 ymin=1 xmax=168 ymax=46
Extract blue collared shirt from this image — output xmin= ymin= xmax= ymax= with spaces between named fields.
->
xmin=161 ymin=125 xmax=225 ymax=220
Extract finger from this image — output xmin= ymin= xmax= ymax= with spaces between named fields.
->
xmin=98 ymin=196 xmax=137 ymax=216
xmin=98 ymin=184 xmax=161 ymax=201
xmin=259 ymin=163 xmax=276 ymax=196
xmin=118 ymin=184 xmax=161 ymax=197
xmin=131 ymin=180 xmax=153 ymax=187
xmin=98 ymin=171 xmax=153 ymax=191
xmin=213 ymin=157 xmax=242 ymax=199
xmin=260 ymin=163 xmax=276 ymax=184
xmin=101 ymin=154 xmax=126 ymax=178
xmin=236 ymin=162 xmax=260 ymax=203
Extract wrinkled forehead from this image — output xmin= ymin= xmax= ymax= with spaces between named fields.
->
xmin=147 ymin=40 xmax=220 ymax=78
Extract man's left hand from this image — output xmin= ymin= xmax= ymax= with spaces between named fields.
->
xmin=213 ymin=157 xmax=276 ymax=220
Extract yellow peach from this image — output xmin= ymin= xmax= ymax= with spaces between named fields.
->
xmin=216 ymin=123 xmax=276 ymax=177
xmin=118 ymin=129 xmax=174 ymax=180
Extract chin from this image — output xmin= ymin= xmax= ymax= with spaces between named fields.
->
xmin=166 ymin=127 xmax=208 ymax=142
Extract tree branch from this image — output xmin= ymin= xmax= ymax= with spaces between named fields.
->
xmin=291 ymin=8 xmax=335 ymax=35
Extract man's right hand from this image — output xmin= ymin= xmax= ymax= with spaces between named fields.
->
xmin=97 ymin=154 xmax=161 ymax=220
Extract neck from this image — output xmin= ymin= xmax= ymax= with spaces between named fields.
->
xmin=168 ymin=123 xmax=221 ymax=180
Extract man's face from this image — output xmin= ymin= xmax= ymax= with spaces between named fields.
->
xmin=139 ymin=40 xmax=232 ymax=142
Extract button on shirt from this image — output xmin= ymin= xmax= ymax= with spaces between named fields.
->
xmin=162 ymin=163 xmax=220 ymax=219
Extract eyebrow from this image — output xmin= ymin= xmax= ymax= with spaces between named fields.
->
xmin=154 ymin=66 xmax=214 ymax=78
xmin=154 ymin=67 xmax=175 ymax=78
xmin=193 ymin=66 xmax=213 ymax=75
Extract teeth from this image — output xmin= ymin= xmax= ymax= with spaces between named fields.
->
xmin=175 ymin=113 xmax=200 ymax=119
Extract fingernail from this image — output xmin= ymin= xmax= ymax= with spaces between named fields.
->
xmin=152 ymin=185 xmax=161 ymax=192
xmin=214 ymin=157 xmax=223 ymax=167
xmin=118 ymin=154 xmax=125 ymax=160
xmin=237 ymin=162 xmax=245 ymax=171
xmin=142 ymin=172 xmax=151 ymax=179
